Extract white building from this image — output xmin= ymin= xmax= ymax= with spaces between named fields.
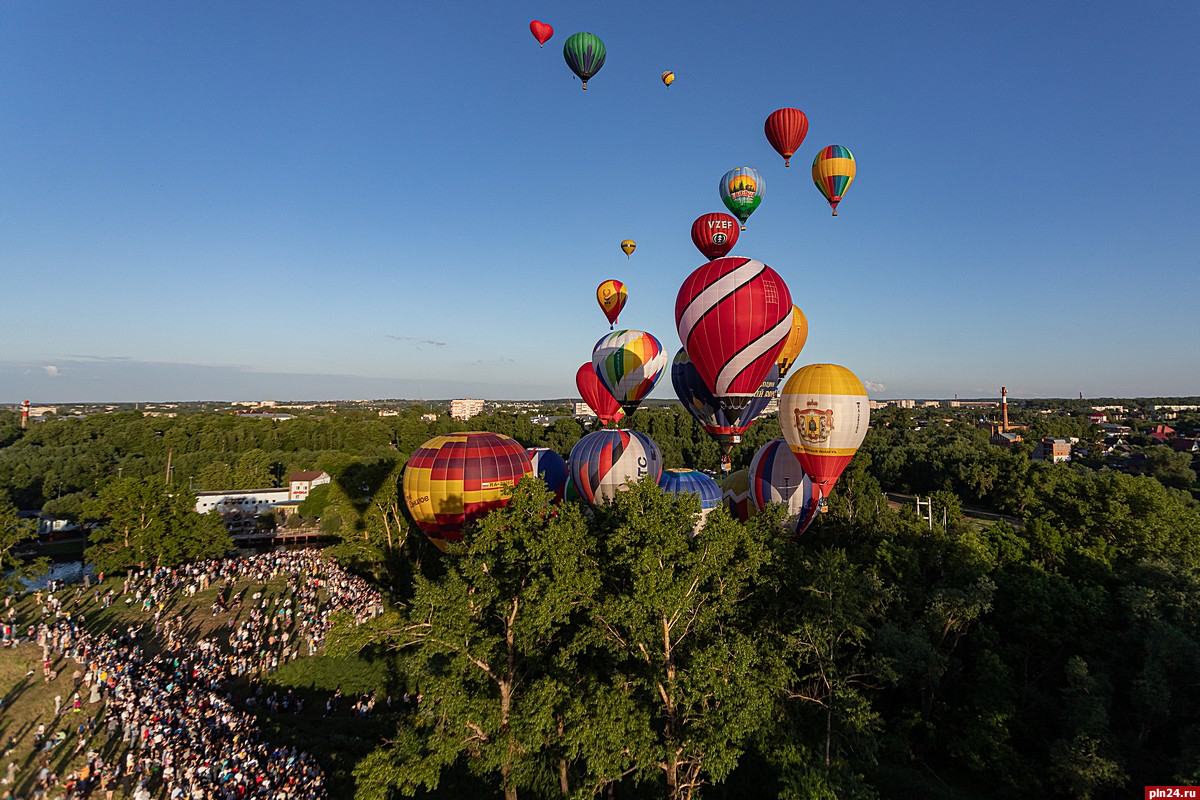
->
xmin=450 ymin=398 xmax=485 ymax=420
xmin=288 ymin=470 xmax=331 ymax=502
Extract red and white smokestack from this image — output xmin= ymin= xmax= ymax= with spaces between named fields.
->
xmin=21 ymin=400 xmax=30 ymax=429
xmin=1001 ymin=387 xmax=1008 ymax=433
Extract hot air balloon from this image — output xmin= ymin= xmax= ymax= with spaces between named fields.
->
xmin=620 ymin=239 xmax=636 ymax=259
xmin=672 ymin=349 xmax=778 ymax=458
xmin=748 ymin=438 xmax=820 ymax=535
xmin=592 ymin=329 xmax=667 ymax=417
xmin=721 ymin=468 xmax=754 ymax=522
xmin=764 ymin=107 xmax=809 ymax=167
xmin=719 ymin=167 xmax=764 ymax=230
xmin=403 ymin=432 xmax=533 ymax=552
xmin=576 ymin=363 xmax=625 ymax=427
xmin=812 ymin=145 xmax=856 ymax=216
xmin=659 ymin=468 xmax=722 ymax=533
xmin=775 ymin=305 xmax=809 ymax=379
xmin=568 ymin=429 xmax=663 ymax=505
xmin=596 ymin=279 xmax=627 ymax=329
xmin=689 ymin=212 xmax=740 ymax=261
xmin=563 ymin=32 xmax=606 ymax=90
xmin=779 ymin=363 xmax=870 ymax=499
xmin=661 ymin=70 xmax=675 ymax=87
xmin=527 ymin=447 xmax=568 ymax=502
xmin=564 ymin=470 xmax=581 ymax=503
xmin=675 ymin=257 xmax=793 ymax=414
xmin=529 ymin=20 xmax=554 ymax=47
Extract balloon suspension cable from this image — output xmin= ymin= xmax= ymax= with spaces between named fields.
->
xmin=784 ymin=159 xmax=791 ymax=167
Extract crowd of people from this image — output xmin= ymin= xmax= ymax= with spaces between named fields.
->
xmin=4 ymin=550 xmax=385 ymax=799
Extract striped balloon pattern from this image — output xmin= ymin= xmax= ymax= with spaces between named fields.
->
xmin=719 ymin=166 xmax=764 ymax=229
xmin=563 ymin=31 xmax=606 ymax=89
xmin=671 ymin=348 xmax=779 ymax=453
xmin=748 ymin=438 xmax=820 ymax=535
xmin=658 ymin=468 xmax=723 ymax=510
xmin=403 ymin=432 xmax=533 ymax=552
xmin=764 ymin=107 xmax=809 ymax=167
xmin=720 ymin=468 xmax=755 ymax=522
xmin=568 ymin=429 xmax=663 ymax=506
xmin=592 ymin=329 xmax=667 ymax=416
xmin=675 ymin=257 xmax=793 ymax=400
xmin=812 ymin=145 xmax=856 ymax=216
xmin=527 ymin=447 xmax=568 ymax=502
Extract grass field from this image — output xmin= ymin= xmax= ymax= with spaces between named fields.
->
xmin=1 ymin=566 xmax=405 ymax=799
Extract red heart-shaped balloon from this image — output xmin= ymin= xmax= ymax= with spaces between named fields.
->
xmin=529 ymin=20 xmax=554 ymax=47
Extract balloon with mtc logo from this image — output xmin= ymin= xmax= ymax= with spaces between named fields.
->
xmin=568 ymin=429 xmax=663 ymax=505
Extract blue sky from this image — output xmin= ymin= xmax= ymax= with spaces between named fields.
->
xmin=2 ymin=1 xmax=1198 ymax=403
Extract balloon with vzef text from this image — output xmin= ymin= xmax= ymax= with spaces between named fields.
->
xmin=575 ymin=363 xmax=624 ymax=427
xmin=592 ymin=329 xmax=667 ymax=418
xmin=568 ymin=429 xmax=663 ymax=505
xmin=778 ymin=363 xmax=870 ymax=498
xmin=690 ymin=212 xmax=740 ymax=261
xmin=403 ymin=432 xmax=533 ymax=552
xmin=748 ymin=438 xmax=820 ymax=536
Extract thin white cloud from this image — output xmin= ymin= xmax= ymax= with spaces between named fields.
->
xmin=864 ymin=380 xmax=885 ymax=393
xmin=43 ymin=365 xmax=61 ymax=378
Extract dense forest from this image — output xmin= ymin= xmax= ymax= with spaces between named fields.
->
xmin=3 ymin=403 xmax=1200 ymax=798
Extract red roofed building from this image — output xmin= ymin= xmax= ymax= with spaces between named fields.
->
xmin=1150 ymin=424 xmax=1176 ymax=443
xmin=289 ymin=470 xmax=331 ymax=502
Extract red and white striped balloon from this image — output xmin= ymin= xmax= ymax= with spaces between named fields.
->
xmin=675 ymin=257 xmax=793 ymax=399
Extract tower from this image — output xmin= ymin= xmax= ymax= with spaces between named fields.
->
xmin=1001 ymin=387 xmax=1008 ymax=433
xmin=21 ymin=400 xmax=29 ymax=429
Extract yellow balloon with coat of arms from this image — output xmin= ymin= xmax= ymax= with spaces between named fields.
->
xmin=778 ymin=363 xmax=870 ymax=493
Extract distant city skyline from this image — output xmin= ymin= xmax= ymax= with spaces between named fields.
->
xmin=3 ymin=3 xmax=1197 ymax=405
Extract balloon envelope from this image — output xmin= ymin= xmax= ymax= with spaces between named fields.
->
xmin=689 ymin=212 xmax=740 ymax=260
xmin=596 ymin=279 xmax=627 ymax=327
xmin=661 ymin=70 xmax=675 ymax=87
xmin=779 ymin=363 xmax=870 ymax=492
xmin=671 ymin=349 xmax=778 ymax=453
xmin=563 ymin=32 xmax=606 ymax=89
xmin=658 ymin=468 xmax=722 ymax=510
xmin=529 ymin=20 xmax=553 ymax=47
xmin=576 ymin=363 xmax=625 ymax=427
xmin=403 ymin=432 xmax=533 ymax=552
xmin=620 ymin=239 xmax=636 ymax=258
xmin=721 ymin=468 xmax=755 ymax=522
xmin=526 ymin=448 xmax=568 ymax=502
xmin=568 ymin=429 xmax=663 ymax=505
xmin=748 ymin=438 xmax=820 ymax=535
xmin=812 ymin=145 xmax=856 ymax=216
xmin=764 ymin=108 xmax=809 ymax=167
xmin=719 ymin=167 xmax=764 ymax=229
xmin=775 ymin=306 xmax=809 ymax=379
xmin=592 ymin=330 xmax=667 ymax=416
xmin=675 ymin=257 xmax=793 ymax=402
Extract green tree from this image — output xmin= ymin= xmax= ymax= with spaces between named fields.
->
xmin=1 ymin=497 xmax=44 ymax=595
xmin=233 ymin=447 xmax=274 ymax=488
xmin=349 ymin=480 xmax=601 ymax=800
xmin=587 ymin=481 xmax=779 ymax=800
xmin=83 ymin=477 xmax=231 ymax=572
